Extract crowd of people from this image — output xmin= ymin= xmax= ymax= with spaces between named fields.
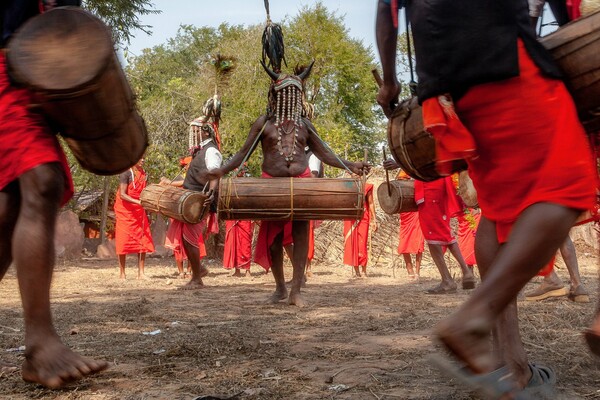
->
xmin=0 ymin=0 xmax=598 ymax=397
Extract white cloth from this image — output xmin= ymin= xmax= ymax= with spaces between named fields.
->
xmin=201 ymin=138 xmax=222 ymax=170
xmin=308 ymin=153 xmax=322 ymax=175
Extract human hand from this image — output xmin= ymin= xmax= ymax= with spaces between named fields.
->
xmin=159 ymin=177 xmax=171 ymax=186
xmin=203 ymin=190 xmax=215 ymax=207
xmin=377 ymin=80 xmax=400 ymax=118
xmin=371 ymin=221 xmax=378 ymax=232
xmin=383 ymin=158 xmax=400 ymax=171
xmin=350 ymin=162 xmax=371 ymax=176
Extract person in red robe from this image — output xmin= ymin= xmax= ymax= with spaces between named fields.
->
xmin=456 ymin=208 xmax=481 ymax=268
xmin=223 ymin=220 xmax=254 ymax=277
xmin=0 ymin=0 xmax=108 ymax=388
xmin=114 ymin=159 xmax=155 ymax=279
xmin=394 ymin=171 xmax=424 ymax=281
xmin=344 ymin=182 xmax=377 ymax=278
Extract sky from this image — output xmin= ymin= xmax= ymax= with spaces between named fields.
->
xmin=126 ymin=1 xmax=379 ymax=58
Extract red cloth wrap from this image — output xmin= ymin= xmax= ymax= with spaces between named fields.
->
xmin=457 ymin=210 xmax=481 ymax=266
xmin=398 ymin=211 xmax=425 ymax=254
xmin=0 ymin=52 xmax=73 ymax=205
xmin=414 ymin=177 xmax=459 ymax=245
xmin=253 ymin=168 xmax=312 ymax=271
xmin=451 ymin=39 xmax=596 ymax=244
xmin=343 ymin=183 xmax=374 ymax=267
xmin=165 ymin=218 xmax=187 ymax=262
xmin=223 ymin=220 xmax=254 ymax=270
xmin=114 ymin=167 xmax=155 ymax=254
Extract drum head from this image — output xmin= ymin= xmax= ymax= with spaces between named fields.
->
xmin=7 ymin=7 xmax=112 ymax=91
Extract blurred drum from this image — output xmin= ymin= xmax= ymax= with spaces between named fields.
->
xmin=218 ymin=177 xmax=364 ymax=221
xmin=377 ymin=180 xmax=418 ymax=214
xmin=541 ymin=9 xmax=600 ymax=133
xmin=387 ymin=97 xmax=467 ymax=182
xmin=457 ymin=171 xmax=478 ymax=208
xmin=140 ymin=184 xmax=209 ymax=224
xmin=7 ymin=7 xmax=148 ymax=175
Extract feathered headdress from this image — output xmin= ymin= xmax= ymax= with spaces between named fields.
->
xmin=261 ymin=0 xmax=286 ymax=73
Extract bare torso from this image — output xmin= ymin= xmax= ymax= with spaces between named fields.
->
xmin=260 ymin=117 xmax=311 ymax=177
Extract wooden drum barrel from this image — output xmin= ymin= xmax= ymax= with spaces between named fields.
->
xmin=7 ymin=7 xmax=148 ymax=175
xmin=387 ymin=97 xmax=467 ymax=182
xmin=218 ymin=177 xmax=364 ymax=221
xmin=377 ymin=180 xmax=418 ymax=214
xmin=140 ymin=184 xmax=209 ymax=224
xmin=541 ymin=10 xmax=600 ymax=133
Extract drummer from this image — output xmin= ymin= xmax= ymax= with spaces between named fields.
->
xmin=164 ymin=116 xmax=222 ymax=290
xmin=200 ymin=61 xmax=368 ymax=307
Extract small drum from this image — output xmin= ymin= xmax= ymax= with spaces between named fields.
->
xmin=140 ymin=184 xmax=209 ymax=224
xmin=218 ymin=177 xmax=364 ymax=221
xmin=7 ymin=7 xmax=148 ymax=175
xmin=387 ymin=97 xmax=467 ymax=182
xmin=541 ymin=9 xmax=600 ymax=133
xmin=457 ymin=171 xmax=478 ymax=208
xmin=377 ymin=180 xmax=418 ymax=214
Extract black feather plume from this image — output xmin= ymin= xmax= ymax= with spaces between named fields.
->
xmin=261 ymin=22 xmax=286 ymax=73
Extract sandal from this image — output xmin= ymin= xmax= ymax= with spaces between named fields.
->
xmin=521 ymin=363 xmax=556 ymax=399
xmin=462 ymin=277 xmax=476 ymax=290
xmin=568 ymin=285 xmax=590 ymax=303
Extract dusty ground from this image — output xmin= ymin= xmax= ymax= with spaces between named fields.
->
xmin=0 ymin=242 xmax=599 ymax=400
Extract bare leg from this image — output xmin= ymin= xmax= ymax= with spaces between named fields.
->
xmin=175 ymin=258 xmax=185 ymax=278
xmin=0 ymin=184 xmax=19 ymax=280
xmin=16 ymin=164 xmax=108 ymax=388
xmin=232 ymin=268 xmax=242 ymax=277
xmin=474 ymin=216 xmax=531 ymax=387
xmin=415 ymin=252 xmax=422 ymax=277
xmin=306 ymin=259 xmax=313 ymax=277
xmin=289 ymin=221 xmax=309 ymax=307
xmin=434 ymin=203 xmax=579 ymax=375
xmin=427 ymin=243 xmax=457 ymax=291
xmin=447 ymin=242 xmax=475 ymax=287
xmin=402 ymin=253 xmax=416 ymax=279
xmin=181 ymin=238 xmax=206 ymax=290
xmin=137 ymin=253 xmax=146 ymax=279
xmin=353 ymin=265 xmax=361 ymax=277
xmin=269 ymin=233 xmax=287 ymax=303
xmin=118 ymin=254 xmax=126 ymax=279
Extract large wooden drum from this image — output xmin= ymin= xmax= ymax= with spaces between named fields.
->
xmin=377 ymin=180 xmax=418 ymax=214
xmin=7 ymin=7 xmax=148 ymax=175
xmin=218 ymin=177 xmax=364 ymax=221
xmin=541 ymin=9 xmax=600 ymax=133
xmin=140 ymin=184 xmax=209 ymax=224
xmin=387 ymin=97 xmax=467 ymax=182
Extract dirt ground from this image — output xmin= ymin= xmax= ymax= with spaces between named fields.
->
xmin=0 ymin=240 xmax=599 ymax=400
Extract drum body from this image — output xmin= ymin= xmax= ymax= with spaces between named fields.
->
xmin=387 ymin=97 xmax=467 ymax=182
xmin=377 ymin=180 xmax=418 ymax=214
xmin=7 ymin=7 xmax=148 ymax=175
xmin=219 ymin=177 xmax=364 ymax=221
xmin=541 ymin=10 xmax=600 ymax=133
xmin=457 ymin=171 xmax=478 ymax=208
xmin=140 ymin=184 xmax=208 ymax=224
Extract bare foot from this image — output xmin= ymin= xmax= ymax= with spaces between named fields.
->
xmin=288 ymin=290 xmax=307 ymax=308
xmin=137 ymin=274 xmax=149 ymax=280
xmin=433 ymin=315 xmax=495 ymax=374
xmin=231 ymin=269 xmax=243 ymax=277
xmin=21 ymin=340 xmax=108 ymax=389
xmin=306 ymin=270 xmax=313 ymax=277
xmin=198 ymin=266 xmax=209 ymax=278
xmin=267 ymin=288 xmax=288 ymax=304
xmin=177 ymin=272 xmax=186 ymax=279
xmin=119 ymin=273 xmax=125 ymax=280
xmin=179 ymin=279 xmax=204 ymax=290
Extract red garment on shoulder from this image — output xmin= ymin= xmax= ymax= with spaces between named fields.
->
xmin=223 ymin=220 xmax=253 ymax=270
xmin=343 ymin=183 xmax=374 ymax=267
xmin=253 ymin=168 xmax=311 ymax=271
xmin=114 ymin=167 xmax=155 ymax=255
xmin=0 ymin=52 xmax=73 ymax=205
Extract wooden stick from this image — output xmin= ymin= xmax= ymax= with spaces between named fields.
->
xmin=383 ymin=148 xmax=392 ymax=196
xmin=372 ymin=68 xmax=383 ymax=88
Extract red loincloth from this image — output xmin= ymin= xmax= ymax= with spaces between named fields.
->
xmin=165 ymin=218 xmax=187 ymax=262
xmin=414 ymin=177 xmax=458 ymax=246
xmin=307 ymin=220 xmax=316 ymax=261
xmin=343 ymin=183 xmax=374 ymax=267
xmin=223 ymin=220 xmax=254 ymax=270
xmin=457 ymin=209 xmax=481 ymax=266
xmin=0 ymin=52 xmax=73 ymax=205
xmin=253 ymin=168 xmax=311 ymax=271
xmin=452 ymin=39 xmax=596 ymax=244
xmin=114 ymin=167 xmax=155 ymax=255
xmin=398 ymin=211 xmax=424 ymax=254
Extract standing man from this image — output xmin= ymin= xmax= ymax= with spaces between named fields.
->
xmin=376 ymin=0 xmax=596 ymax=397
xmin=114 ymin=158 xmax=155 ymax=279
xmin=396 ymin=170 xmax=424 ymax=282
xmin=343 ymin=179 xmax=377 ymax=278
xmin=0 ymin=0 xmax=108 ymax=388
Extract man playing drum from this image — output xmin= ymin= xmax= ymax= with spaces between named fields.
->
xmin=0 ymin=0 xmax=108 ymax=388
xmin=201 ymin=63 xmax=368 ymax=307
xmin=376 ymin=0 xmax=596 ymax=397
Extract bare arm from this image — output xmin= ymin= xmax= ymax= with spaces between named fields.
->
xmin=367 ymin=189 xmax=377 ymax=232
xmin=304 ymin=119 xmax=370 ymax=175
xmin=376 ymin=0 xmax=401 ymax=118
xmin=119 ymin=182 xmax=141 ymax=205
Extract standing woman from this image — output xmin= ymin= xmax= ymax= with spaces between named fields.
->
xmin=114 ymin=158 xmax=155 ymax=279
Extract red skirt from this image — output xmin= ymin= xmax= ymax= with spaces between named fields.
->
xmin=398 ymin=211 xmax=424 ymax=254
xmin=223 ymin=220 xmax=253 ymax=270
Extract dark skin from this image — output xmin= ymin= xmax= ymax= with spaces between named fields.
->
xmin=0 ymin=164 xmax=108 ymax=388
xmin=377 ymin=0 xmax=583 ymax=388
xmin=203 ymin=115 xmax=369 ymax=307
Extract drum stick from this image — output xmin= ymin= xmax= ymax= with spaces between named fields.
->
xmin=372 ymin=68 xmax=383 ymax=88
xmin=383 ymin=148 xmax=392 ymax=196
